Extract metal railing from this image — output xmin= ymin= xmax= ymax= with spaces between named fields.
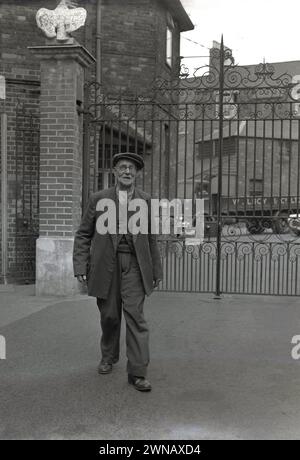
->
xmin=83 ymin=42 xmax=300 ymax=295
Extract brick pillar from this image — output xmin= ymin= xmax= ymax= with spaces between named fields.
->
xmin=29 ymin=44 xmax=95 ymax=296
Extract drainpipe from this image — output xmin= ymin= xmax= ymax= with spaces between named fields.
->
xmin=96 ymin=0 xmax=102 ymax=91
xmin=94 ymin=0 xmax=102 ymax=191
xmin=1 ymin=113 xmax=8 ymax=284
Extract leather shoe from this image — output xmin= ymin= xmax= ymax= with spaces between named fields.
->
xmin=128 ymin=374 xmax=152 ymax=392
xmin=98 ymin=362 xmax=112 ymax=374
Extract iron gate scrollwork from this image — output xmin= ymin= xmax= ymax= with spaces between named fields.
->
xmin=83 ymin=40 xmax=300 ymax=296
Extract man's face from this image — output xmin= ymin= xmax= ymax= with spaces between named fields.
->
xmin=114 ymin=159 xmax=138 ymax=188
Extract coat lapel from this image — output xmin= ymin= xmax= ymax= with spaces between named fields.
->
xmin=103 ymin=186 xmax=145 ymax=247
xmin=131 ymin=188 xmax=143 ymax=244
xmin=103 ymin=186 xmax=118 ymax=250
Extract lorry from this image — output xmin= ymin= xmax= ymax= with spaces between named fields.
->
xmin=199 ymin=194 xmax=300 ymax=235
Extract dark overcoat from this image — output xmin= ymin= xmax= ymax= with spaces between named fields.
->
xmin=73 ymin=186 xmax=163 ymax=299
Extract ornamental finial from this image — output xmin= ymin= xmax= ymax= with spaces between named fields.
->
xmin=36 ymin=0 xmax=87 ymax=43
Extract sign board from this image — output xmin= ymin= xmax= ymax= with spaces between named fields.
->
xmin=0 ymin=76 xmax=6 ymax=100
xmin=222 ymin=196 xmax=300 ymax=212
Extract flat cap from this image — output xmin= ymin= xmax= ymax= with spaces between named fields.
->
xmin=112 ymin=152 xmax=144 ymax=170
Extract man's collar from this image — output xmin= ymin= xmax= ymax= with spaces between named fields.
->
xmin=115 ymin=184 xmax=135 ymax=201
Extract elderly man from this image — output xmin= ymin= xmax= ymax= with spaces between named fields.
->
xmin=73 ymin=152 xmax=162 ymax=392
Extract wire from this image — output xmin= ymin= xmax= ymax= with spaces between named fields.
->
xmin=182 ymin=36 xmax=210 ymax=50
xmin=181 ymin=55 xmax=210 ymax=59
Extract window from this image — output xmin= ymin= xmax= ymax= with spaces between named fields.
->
xmin=166 ymin=27 xmax=173 ymax=67
xmin=215 ymin=90 xmax=238 ymax=119
xmin=249 ymin=178 xmax=263 ymax=197
xmin=198 ymin=141 xmax=214 ymax=158
xmin=195 ymin=181 xmax=209 ymax=197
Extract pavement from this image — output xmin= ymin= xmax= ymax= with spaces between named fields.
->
xmin=0 ymin=285 xmax=300 ymax=440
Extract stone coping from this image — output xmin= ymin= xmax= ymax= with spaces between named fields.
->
xmin=28 ymin=43 xmax=95 ymax=68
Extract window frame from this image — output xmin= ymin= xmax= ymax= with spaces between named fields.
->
xmin=166 ymin=25 xmax=173 ymax=68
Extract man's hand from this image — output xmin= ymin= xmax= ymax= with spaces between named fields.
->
xmin=76 ymin=275 xmax=87 ymax=284
xmin=153 ymin=278 xmax=162 ymax=288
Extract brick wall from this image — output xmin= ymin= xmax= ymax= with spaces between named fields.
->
xmin=38 ymin=57 xmax=84 ymax=238
xmin=0 ymin=0 xmax=185 ymax=282
xmin=0 ymin=0 xmax=183 ymax=108
xmin=0 ymin=1 xmax=44 ymax=281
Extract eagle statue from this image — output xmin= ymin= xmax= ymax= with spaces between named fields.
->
xmin=36 ymin=0 xmax=87 ymax=42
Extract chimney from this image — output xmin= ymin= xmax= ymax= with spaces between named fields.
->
xmin=209 ymin=41 xmax=234 ymax=69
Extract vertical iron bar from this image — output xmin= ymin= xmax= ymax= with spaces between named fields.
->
xmin=209 ymin=119 xmax=213 ymax=217
xmin=253 ymin=110 xmax=257 ymax=217
xmin=118 ymin=100 xmax=122 ymax=152
xmin=262 ymin=120 xmax=266 ymax=218
xmin=142 ymin=120 xmax=146 ymax=190
xmin=192 ymin=120 xmax=196 ymax=207
xmin=102 ymin=118 xmax=106 ymax=188
xmin=215 ymin=36 xmax=225 ymax=298
xmin=82 ymin=114 xmax=90 ymax=210
xmin=159 ymin=121 xmax=162 ymax=197
xmin=288 ymin=107 xmax=292 ymax=207
xmin=135 ymin=101 xmax=138 ymax=155
xmin=109 ymin=119 xmax=113 ymax=186
xmin=227 ymin=121 xmax=231 ymax=214
xmin=151 ymin=119 xmax=154 ymax=196
xmin=235 ymin=105 xmax=240 ymax=211
xmin=297 ymin=120 xmax=300 ymax=218
xmin=244 ymin=122 xmax=248 ymax=217
xmin=29 ymin=116 xmax=34 ymax=239
xmin=295 ymin=246 xmax=299 ymax=296
xmin=22 ymin=122 xmax=25 ymax=219
xmin=165 ymin=120 xmax=170 ymax=199
xmin=270 ymin=105 xmax=275 ymax=217
xmin=126 ymin=120 xmax=129 ymax=152
xmin=279 ymin=119 xmax=283 ymax=211
xmin=184 ymin=105 xmax=188 ymax=199
xmin=94 ymin=128 xmax=100 ymax=191
xmin=175 ymin=119 xmax=179 ymax=198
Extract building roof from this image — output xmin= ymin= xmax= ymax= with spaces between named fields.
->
xmin=161 ymin=0 xmax=194 ymax=32
xmin=240 ymin=61 xmax=300 ymax=79
xmin=197 ymin=120 xmax=300 ymax=142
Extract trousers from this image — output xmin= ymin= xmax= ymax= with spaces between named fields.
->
xmin=96 ymin=252 xmax=149 ymax=377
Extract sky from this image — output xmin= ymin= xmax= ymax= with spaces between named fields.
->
xmin=180 ymin=0 xmax=300 ymax=72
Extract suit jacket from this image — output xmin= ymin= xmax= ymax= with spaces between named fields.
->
xmin=73 ymin=186 xmax=163 ymax=298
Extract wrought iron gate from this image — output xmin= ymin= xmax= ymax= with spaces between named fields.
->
xmin=84 ymin=40 xmax=300 ymax=296
xmin=13 ymin=104 xmax=40 ymax=282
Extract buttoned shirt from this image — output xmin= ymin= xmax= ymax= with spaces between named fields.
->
xmin=115 ymin=185 xmax=135 ymax=253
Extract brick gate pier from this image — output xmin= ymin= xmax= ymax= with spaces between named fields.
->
xmin=29 ymin=43 xmax=95 ymax=295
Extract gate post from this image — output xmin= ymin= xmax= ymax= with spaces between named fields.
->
xmin=29 ymin=44 xmax=95 ymax=296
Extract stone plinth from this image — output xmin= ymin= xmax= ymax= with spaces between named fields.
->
xmin=36 ymin=237 xmax=79 ymax=296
